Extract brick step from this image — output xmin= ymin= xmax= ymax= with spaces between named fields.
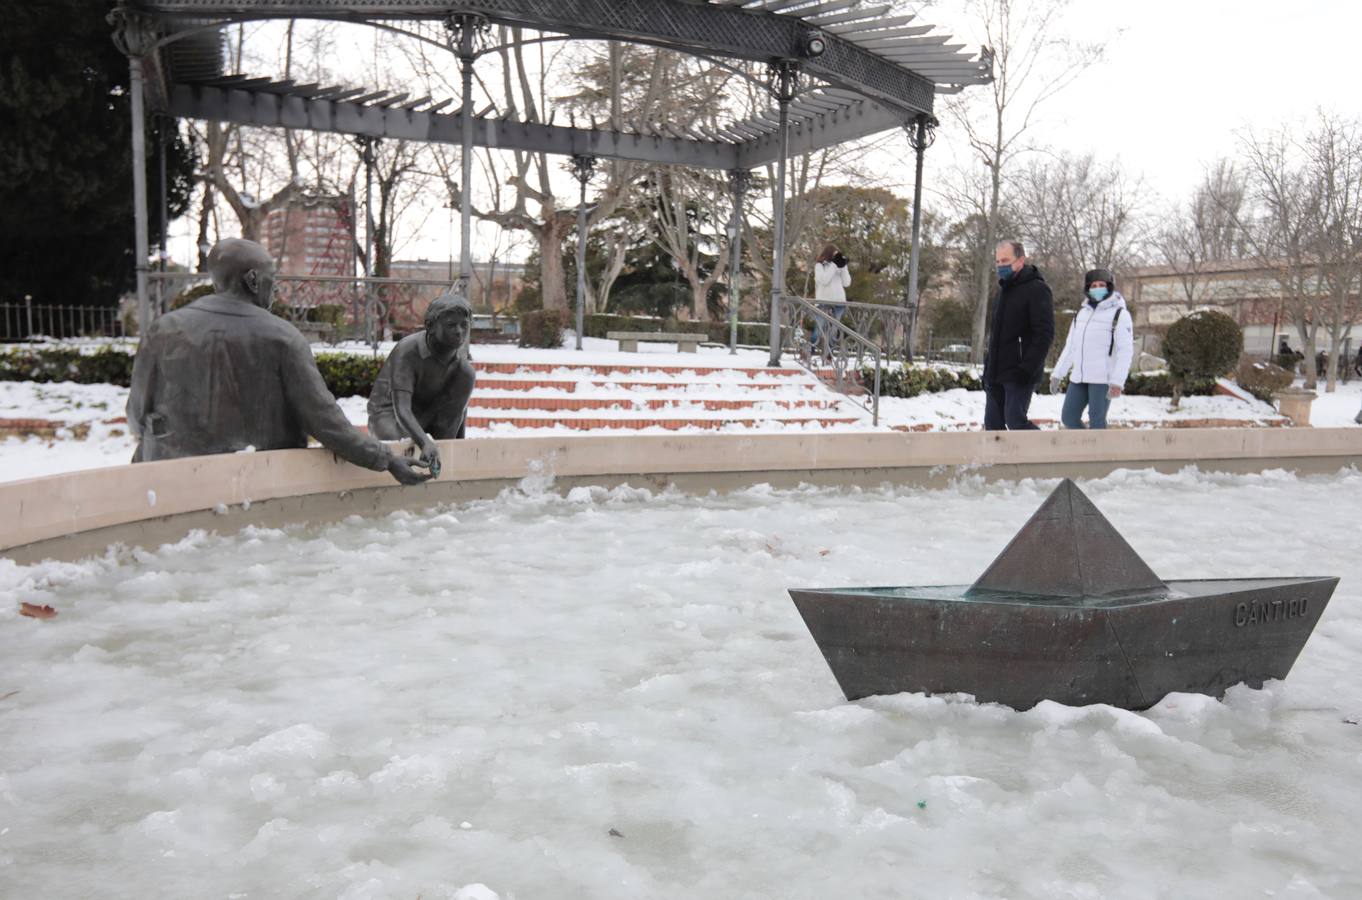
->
xmin=475 ymin=377 xmax=813 ymax=392
xmin=475 ymin=361 xmax=808 ymax=378
xmin=468 ymin=415 xmax=863 ymax=431
xmin=471 ymin=396 xmax=841 ymax=412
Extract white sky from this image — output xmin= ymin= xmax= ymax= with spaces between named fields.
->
xmin=165 ymin=1 xmax=1362 ymax=269
xmin=924 ymin=0 xmax=1362 ymax=205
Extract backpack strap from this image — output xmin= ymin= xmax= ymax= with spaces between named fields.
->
xmin=1109 ymin=307 xmax=1122 ymax=355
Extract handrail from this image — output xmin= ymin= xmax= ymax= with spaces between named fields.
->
xmin=778 ymin=294 xmax=881 ymax=425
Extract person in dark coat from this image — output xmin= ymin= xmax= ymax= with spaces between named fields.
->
xmin=982 ymin=240 xmax=1055 ymax=430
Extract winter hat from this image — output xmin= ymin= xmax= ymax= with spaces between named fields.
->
xmin=1084 ymin=268 xmax=1115 ymax=290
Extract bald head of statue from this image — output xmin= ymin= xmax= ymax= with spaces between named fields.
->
xmin=207 ymin=238 xmax=277 ymax=309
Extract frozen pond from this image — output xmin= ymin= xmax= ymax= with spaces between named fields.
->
xmin=3 ymin=468 xmax=1362 ymax=899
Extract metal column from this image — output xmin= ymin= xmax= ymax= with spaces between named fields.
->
xmin=727 ymin=169 xmax=751 ymax=354
xmin=447 ymin=14 xmax=487 ymax=297
xmin=571 ymin=155 xmax=597 ymax=351
xmin=905 ymin=114 xmax=936 ymax=363
xmin=766 ymin=63 xmax=798 ymax=367
xmin=124 ymin=46 xmax=153 ymax=335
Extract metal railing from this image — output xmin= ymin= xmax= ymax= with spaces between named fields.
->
xmin=777 ymin=294 xmax=882 ymax=425
xmin=148 ymin=272 xmax=464 ymax=345
xmin=1 ymin=302 xmax=126 ymax=341
xmin=836 ymin=300 xmax=915 ymax=361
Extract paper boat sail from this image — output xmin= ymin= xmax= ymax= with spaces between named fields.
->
xmin=789 ymin=479 xmax=1337 ymax=710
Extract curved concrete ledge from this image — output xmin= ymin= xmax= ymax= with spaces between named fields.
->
xmin=4 ymin=428 xmax=1361 ymax=563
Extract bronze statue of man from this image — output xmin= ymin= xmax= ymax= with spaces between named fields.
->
xmin=126 ymin=238 xmax=432 ymax=485
xmin=367 ymin=292 xmax=476 ymax=476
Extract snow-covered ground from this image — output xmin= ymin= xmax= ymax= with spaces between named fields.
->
xmin=2 ymin=468 xmax=1361 ymax=898
xmin=2 ymin=336 xmax=1358 ymax=482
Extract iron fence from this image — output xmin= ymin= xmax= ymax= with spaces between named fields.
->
xmin=148 ymin=272 xmax=463 ymax=345
xmin=0 ymin=302 xmax=125 ymax=341
xmin=777 ymin=294 xmax=881 ymax=425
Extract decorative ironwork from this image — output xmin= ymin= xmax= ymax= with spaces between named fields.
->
xmin=445 ymin=11 xmax=492 ymax=56
xmin=905 ymin=112 xmax=938 ymax=151
xmin=727 ymin=167 xmax=752 ymax=199
xmin=130 ymin=0 xmax=947 ymax=114
xmin=109 ymin=4 xmax=160 ymax=57
xmin=777 ymin=294 xmax=882 ymax=425
xmin=570 ymin=153 xmax=597 ymax=184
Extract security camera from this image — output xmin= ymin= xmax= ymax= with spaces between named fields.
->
xmin=802 ymin=30 xmax=827 ymax=58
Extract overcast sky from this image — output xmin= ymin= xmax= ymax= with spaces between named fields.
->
xmin=923 ymin=0 xmax=1362 ymax=205
xmin=165 ymin=1 xmax=1362 ymax=268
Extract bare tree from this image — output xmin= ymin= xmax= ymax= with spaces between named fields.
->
xmin=1304 ymin=114 xmax=1362 ymax=391
xmin=1154 ymin=160 xmax=1247 ymax=310
xmin=1227 ymin=124 xmax=1324 ymax=388
xmin=1010 ymin=150 xmax=1144 ymax=310
xmin=945 ymin=0 xmax=1103 ymax=363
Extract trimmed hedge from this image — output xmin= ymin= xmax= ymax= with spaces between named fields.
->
xmin=1236 ymin=359 xmax=1293 ymax=403
xmin=519 ymin=309 xmax=567 ymax=348
xmin=0 ymin=345 xmax=388 ymax=400
xmin=0 ymin=346 xmax=137 ymax=386
xmin=1162 ymin=310 xmax=1243 ymax=404
xmin=314 ymin=353 xmax=385 ymax=398
xmin=870 ymin=365 xmax=983 ymax=399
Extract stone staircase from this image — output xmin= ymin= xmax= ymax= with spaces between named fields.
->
xmin=465 ymin=360 xmax=866 ymax=432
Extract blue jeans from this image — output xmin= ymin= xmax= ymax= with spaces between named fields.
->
xmin=811 ymin=304 xmax=847 ymax=354
xmin=983 ymin=381 xmax=1039 ymax=431
xmin=1061 ymin=382 xmax=1112 ymax=429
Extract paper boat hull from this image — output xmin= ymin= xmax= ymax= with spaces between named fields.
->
xmin=789 ymin=577 xmax=1338 ymax=710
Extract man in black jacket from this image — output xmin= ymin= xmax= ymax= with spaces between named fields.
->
xmin=982 ymin=240 xmax=1055 ymax=430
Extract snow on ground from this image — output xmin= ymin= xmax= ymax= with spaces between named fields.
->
xmin=2 ymin=468 xmax=1361 ymax=899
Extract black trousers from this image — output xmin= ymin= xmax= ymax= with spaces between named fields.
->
xmin=983 ymin=381 xmax=1039 ymax=431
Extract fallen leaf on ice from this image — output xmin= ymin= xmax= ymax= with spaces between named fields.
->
xmin=818 ymin=549 xmax=830 ymax=556
xmin=19 ymin=603 xmax=57 ymax=620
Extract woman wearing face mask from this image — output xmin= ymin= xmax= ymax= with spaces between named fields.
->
xmin=1050 ymin=268 xmax=1134 ymax=429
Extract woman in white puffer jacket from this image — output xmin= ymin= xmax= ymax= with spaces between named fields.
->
xmin=1050 ymin=267 xmax=1134 ymax=429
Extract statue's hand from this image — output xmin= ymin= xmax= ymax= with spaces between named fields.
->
xmin=386 ymin=453 xmax=434 ymax=485
xmin=419 ymin=439 xmax=442 ymax=476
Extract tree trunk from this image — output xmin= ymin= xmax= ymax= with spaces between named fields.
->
xmin=538 ymin=215 xmax=573 ymax=312
xmin=971 ymin=153 xmax=1003 ymax=365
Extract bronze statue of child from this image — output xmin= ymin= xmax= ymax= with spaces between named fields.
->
xmin=367 ymin=292 xmax=476 ymax=476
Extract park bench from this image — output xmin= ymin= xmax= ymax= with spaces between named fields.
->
xmin=608 ymin=330 xmax=707 ymax=353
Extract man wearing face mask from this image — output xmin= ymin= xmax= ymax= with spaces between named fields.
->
xmin=126 ymin=238 xmax=432 ymax=485
xmin=1050 ymin=268 xmax=1134 ymax=429
xmin=982 ymin=240 xmax=1055 ymax=430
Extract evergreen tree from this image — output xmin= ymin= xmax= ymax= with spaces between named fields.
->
xmin=0 ymin=2 xmax=194 ymax=307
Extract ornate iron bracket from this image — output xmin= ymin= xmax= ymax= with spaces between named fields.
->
xmin=905 ymin=113 xmax=939 ymax=151
xmin=763 ymin=60 xmax=801 ymax=103
xmin=570 ymin=154 xmax=597 ymax=185
xmin=727 ymin=168 xmax=753 ymax=199
xmin=108 ymin=4 xmax=160 ymax=58
xmin=445 ymin=12 xmax=493 ymax=58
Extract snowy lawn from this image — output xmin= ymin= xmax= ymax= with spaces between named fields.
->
xmin=2 ymin=468 xmax=1361 ymax=899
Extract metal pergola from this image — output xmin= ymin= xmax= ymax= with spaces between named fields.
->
xmin=112 ymin=0 xmax=991 ymax=363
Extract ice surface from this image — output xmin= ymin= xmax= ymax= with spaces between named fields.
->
xmin=2 ymin=469 xmax=1362 ymax=898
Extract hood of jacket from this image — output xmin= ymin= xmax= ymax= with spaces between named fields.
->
xmin=1001 ymin=263 xmax=1045 ymax=291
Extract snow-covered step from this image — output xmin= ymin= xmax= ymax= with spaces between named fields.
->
xmin=468 ymin=413 xmax=864 ymax=432
xmin=475 ymin=361 xmax=811 ymax=378
xmin=475 ymin=377 xmax=821 ymax=393
xmin=472 ymin=395 xmax=843 ymax=412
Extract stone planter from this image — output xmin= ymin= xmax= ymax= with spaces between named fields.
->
xmin=1275 ymin=388 xmax=1316 ymax=426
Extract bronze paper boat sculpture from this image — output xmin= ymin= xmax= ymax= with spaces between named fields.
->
xmin=789 ymin=479 xmax=1337 ymax=710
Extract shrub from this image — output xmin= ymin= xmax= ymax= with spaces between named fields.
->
xmin=0 ymin=346 xmax=136 ymax=386
xmin=1122 ymin=371 xmax=1215 ymax=398
xmin=313 ymin=353 xmax=384 ymax=399
xmin=870 ymin=365 xmax=982 ymax=399
xmin=519 ymin=309 xmax=566 ymax=348
xmin=171 ymin=283 xmax=215 ymax=310
xmin=1161 ymin=310 xmax=1243 ymax=406
xmin=1236 ymin=359 xmax=1294 ymax=403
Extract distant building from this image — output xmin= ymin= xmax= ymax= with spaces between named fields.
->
xmin=262 ymin=195 xmax=355 ymax=310
xmin=1123 ymin=259 xmax=1359 ymax=356
xmin=387 ymin=259 xmax=528 ymax=327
